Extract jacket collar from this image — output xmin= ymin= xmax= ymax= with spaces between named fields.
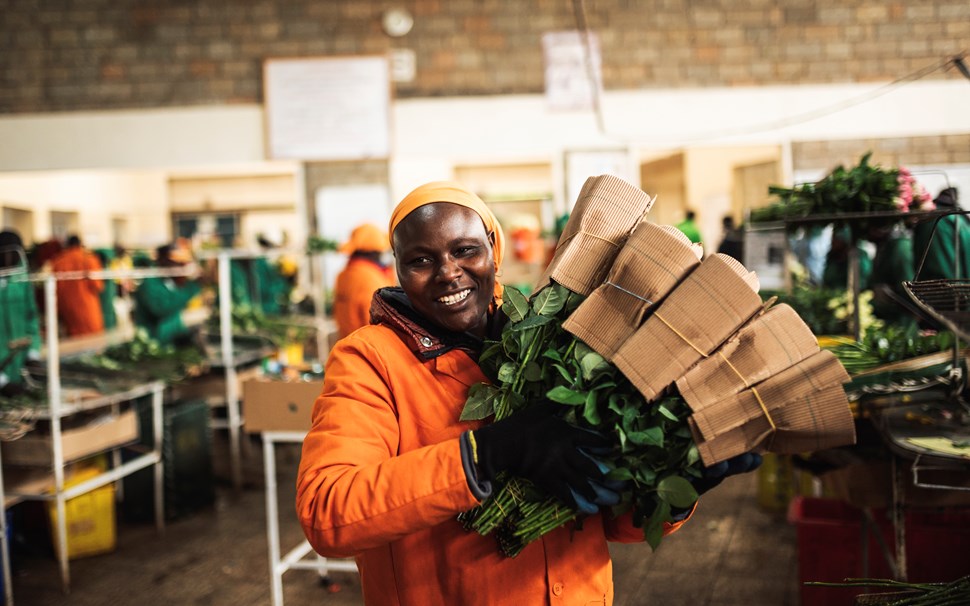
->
xmin=370 ymin=287 xmax=502 ymax=361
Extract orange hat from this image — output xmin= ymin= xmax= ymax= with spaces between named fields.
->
xmin=338 ymin=224 xmax=390 ymax=254
xmin=388 ymin=181 xmax=505 ymax=304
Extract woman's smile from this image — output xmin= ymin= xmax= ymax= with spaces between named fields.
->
xmin=437 ymin=288 xmax=472 ymax=306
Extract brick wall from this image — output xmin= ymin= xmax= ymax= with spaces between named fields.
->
xmin=792 ymin=134 xmax=970 ymax=172
xmin=2 ymin=0 xmax=967 ymax=114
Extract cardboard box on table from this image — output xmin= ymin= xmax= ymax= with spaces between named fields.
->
xmin=243 ymin=378 xmax=323 ymax=433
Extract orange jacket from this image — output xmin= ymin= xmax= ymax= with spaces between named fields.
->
xmin=332 ymin=258 xmax=394 ymax=338
xmin=333 ymin=258 xmax=394 ymax=338
xmin=297 ymin=319 xmax=687 ymax=605
xmin=51 ymin=247 xmax=104 ymax=337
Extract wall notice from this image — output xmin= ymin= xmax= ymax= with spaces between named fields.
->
xmin=264 ymin=56 xmax=391 ymax=161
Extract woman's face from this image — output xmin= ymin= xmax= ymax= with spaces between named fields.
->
xmin=393 ymin=203 xmax=496 ymax=337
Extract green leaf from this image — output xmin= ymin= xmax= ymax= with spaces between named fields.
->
xmin=523 ymin=361 xmax=542 ymax=382
xmin=531 ymin=286 xmax=566 ymax=317
xmin=580 ymin=352 xmax=608 ymax=381
xmin=686 ymin=444 xmax=700 ymax=466
xmin=657 ymin=403 xmax=679 ymax=422
xmin=643 ymin=500 xmax=671 ymax=550
xmin=542 ymin=349 xmax=563 ymax=363
xmin=478 ymin=342 xmax=504 ymax=365
xmin=552 ymin=363 xmax=574 ymax=383
xmin=573 ymin=341 xmax=594 ymax=361
xmin=607 ymin=467 xmax=634 ymax=481
xmin=626 ymin=427 xmax=663 ymax=447
xmin=546 ymin=385 xmax=586 ymax=405
xmin=503 ymin=286 xmax=530 ymax=322
xmin=460 ymin=383 xmax=497 ymax=421
xmin=510 ymin=315 xmax=553 ymax=331
xmin=607 ymin=393 xmax=624 ymax=415
xmin=637 ymin=468 xmax=657 ymax=486
xmin=497 ymin=362 xmax=518 ymax=384
xmin=582 ymin=390 xmax=601 ymax=425
xmin=656 ymin=476 xmax=698 ymax=509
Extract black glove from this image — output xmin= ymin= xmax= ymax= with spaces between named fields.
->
xmin=472 ymin=404 xmax=611 ymax=510
xmin=670 ymin=453 xmax=763 ymax=521
xmin=692 ymin=452 xmax=763 ymax=496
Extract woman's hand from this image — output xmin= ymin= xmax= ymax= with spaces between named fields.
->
xmin=471 ymin=404 xmax=613 ymax=511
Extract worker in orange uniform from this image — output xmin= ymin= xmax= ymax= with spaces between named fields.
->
xmin=51 ymin=234 xmax=105 ymax=337
xmin=296 ymin=182 xmax=761 ymax=605
xmin=331 ymin=223 xmax=395 ymax=339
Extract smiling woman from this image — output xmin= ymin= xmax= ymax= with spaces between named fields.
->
xmin=392 ymin=202 xmax=498 ymax=337
xmin=295 ymin=181 xmax=689 ymax=606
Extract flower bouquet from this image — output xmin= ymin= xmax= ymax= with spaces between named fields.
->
xmin=750 ymin=151 xmax=935 ymax=240
xmin=460 ymin=175 xmax=857 ymax=557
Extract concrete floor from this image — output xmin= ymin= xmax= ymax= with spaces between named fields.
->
xmin=8 ymin=439 xmax=801 ymax=606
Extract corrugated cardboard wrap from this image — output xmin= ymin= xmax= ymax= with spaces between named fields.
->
xmin=530 ymin=174 xmax=856 ymax=467
xmin=675 ymin=303 xmax=820 ymax=406
xmin=533 ymin=174 xmax=655 ymax=297
xmin=563 ymin=221 xmax=702 ymax=360
xmin=688 ymin=350 xmax=854 ymax=465
xmin=611 ymin=254 xmax=764 ymax=402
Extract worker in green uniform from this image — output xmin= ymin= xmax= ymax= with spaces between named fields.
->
xmin=822 ymin=226 xmax=872 ymax=291
xmin=132 ymin=244 xmax=202 ymax=345
xmin=867 ymin=222 xmax=916 ymax=327
xmin=251 ymin=234 xmax=292 ymax=316
xmin=94 ymin=248 xmax=117 ymax=330
xmin=674 ymin=210 xmax=703 ymax=245
xmin=0 ymin=230 xmax=42 ymax=397
xmin=913 ymin=187 xmax=969 ymax=281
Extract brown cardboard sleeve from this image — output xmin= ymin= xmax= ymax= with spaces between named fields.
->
xmin=563 ymin=222 xmax=701 ymax=361
xmin=689 ymin=350 xmax=855 ymax=465
xmin=675 ymin=303 xmax=820 ymax=407
xmin=612 ymin=254 xmax=764 ymax=401
xmin=533 ymin=174 xmax=655 ymax=296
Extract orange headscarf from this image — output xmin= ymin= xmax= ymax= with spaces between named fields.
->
xmin=389 ymin=181 xmax=505 ymax=304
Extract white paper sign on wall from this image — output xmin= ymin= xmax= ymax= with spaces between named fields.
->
xmin=263 ymin=56 xmax=391 ymax=161
xmin=542 ymin=30 xmax=602 ymax=112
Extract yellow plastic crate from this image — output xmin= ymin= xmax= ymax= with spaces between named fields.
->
xmin=47 ymin=467 xmax=117 ymax=559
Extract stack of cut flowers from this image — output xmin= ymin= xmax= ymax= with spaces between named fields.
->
xmin=459 ymin=174 xmax=857 ymax=557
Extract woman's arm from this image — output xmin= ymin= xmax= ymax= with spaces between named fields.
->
xmin=296 ymin=335 xmax=479 ymax=558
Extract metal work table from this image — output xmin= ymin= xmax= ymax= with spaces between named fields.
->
xmin=261 ymin=430 xmax=357 ymax=606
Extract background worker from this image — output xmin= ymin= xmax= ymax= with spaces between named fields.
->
xmin=0 ymin=230 xmax=42 ymax=398
xmin=912 ymin=187 xmax=969 ymax=281
xmin=132 ymin=244 xmax=203 ymax=345
xmin=252 ymin=233 xmax=292 ymax=316
xmin=50 ymin=234 xmax=104 ymax=337
xmin=331 ymin=223 xmax=395 ymax=339
xmin=867 ymin=221 xmax=916 ymax=327
xmin=675 ymin=209 xmax=703 ymax=246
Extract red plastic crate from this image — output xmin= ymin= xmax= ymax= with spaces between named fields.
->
xmin=788 ymin=497 xmax=970 ymax=606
